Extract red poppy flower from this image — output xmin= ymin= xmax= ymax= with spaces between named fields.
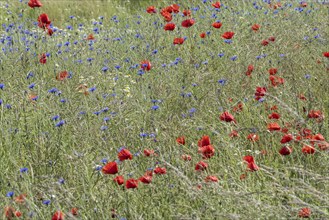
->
xmin=173 ymin=37 xmax=184 ymax=45
xmin=323 ymin=52 xmax=329 ymax=58
xmin=317 ymin=141 xmax=329 ymax=151
xmin=247 ymin=133 xmax=259 ymax=142
xmin=240 ymin=173 xmax=247 ymax=180
xmin=248 ymin=64 xmax=254 ymax=72
xmin=52 ymin=211 xmax=64 ymax=220
xmin=139 ymin=174 xmax=152 ymax=184
xmin=302 ymin=145 xmax=315 ymax=154
xmin=229 ymin=130 xmax=239 ymax=138
xmin=198 ymin=135 xmax=211 ymax=147
xmin=14 ymin=194 xmax=26 ymax=204
xmin=198 ymin=145 xmax=215 ymax=159
xmin=182 ymin=19 xmax=195 ymax=28
xmin=205 ymin=175 xmax=219 ymax=182
xmin=14 ymin=210 xmax=22 ymax=217
xmin=143 ymin=149 xmax=155 ymax=157
xmin=243 ymin=155 xmax=259 ymax=171
xmin=251 ymin=24 xmax=261 ymax=31
xmin=113 ymin=175 xmax=124 ymax=185
xmin=212 ymin=22 xmax=222 ymax=29
xmin=118 ymin=149 xmax=133 ymax=161
xmin=176 ymin=136 xmax=185 ymax=145
xmin=161 ymin=11 xmax=172 ymax=22
xmin=181 ymin=154 xmax=192 ymax=161
xmin=154 ymin=167 xmax=167 ymax=175
xmin=39 ymin=53 xmax=47 ymax=64
xmin=300 ymin=2 xmax=307 ymax=7
xmin=212 ymin=1 xmax=221 ymax=8
xmin=183 ymin=10 xmax=191 ymax=17
xmin=268 ymin=36 xmax=276 ymax=42
xmin=195 ymin=161 xmax=208 ymax=171
xmin=267 ymin=122 xmax=281 ymax=131
xmin=312 ymin=133 xmax=325 ymax=142
xmin=261 ymin=40 xmax=269 ymax=46
xmin=232 ymin=102 xmax=243 ymax=112
xmin=279 ymin=146 xmax=293 ymax=156
xmin=164 ymin=23 xmax=175 ymax=31
xmin=163 ymin=6 xmax=173 ymax=13
xmin=141 ymin=60 xmax=152 ymax=71
xmin=298 ymin=207 xmax=311 ymax=218
xmin=146 ymin=6 xmax=156 ymax=14
xmin=246 ymin=64 xmax=254 ymax=76
xmin=102 ymin=161 xmax=118 ymax=174
xmin=269 ymin=75 xmax=284 ymax=87
xmin=200 ymin=32 xmax=206 ymax=38
xmin=280 ymin=134 xmax=293 ymax=143
xmin=268 ymin=112 xmax=280 ymax=119
xmin=4 ymin=206 xmax=15 ymax=219
xmin=171 ymin=4 xmax=180 ymax=13
xmin=220 ymin=111 xmax=236 ymax=123
xmin=28 ymin=0 xmax=42 ymax=8
xmin=222 ymin=31 xmax=235 ymax=39
xmin=298 ymin=94 xmax=307 ymax=101
xmin=46 ymin=28 xmax=53 ymax=36
xmin=308 ymin=110 xmax=323 ymax=119
xmin=268 ymin=68 xmax=278 ymax=75
xmin=56 ymin=71 xmax=69 ymax=81
xmin=255 ymin=87 xmax=267 ymax=100
xmin=38 ymin=13 xmax=51 ymax=29
xmin=125 ymin=178 xmax=139 ymax=189
xmin=71 ymin=208 xmax=78 ymax=216
xmin=86 ymin=34 xmax=95 ymax=40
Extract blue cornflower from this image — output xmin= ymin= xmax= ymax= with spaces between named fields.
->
xmin=102 ymin=107 xmax=109 ymax=113
xmin=101 ymin=126 xmax=108 ymax=131
xmin=89 ymin=87 xmax=96 ymax=92
xmin=95 ymin=165 xmax=102 ymax=171
xmin=230 ymin=55 xmax=238 ymax=61
xmin=60 ymin=99 xmax=66 ymax=103
xmin=224 ymin=39 xmax=232 ymax=44
xmin=51 ymin=115 xmax=60 ymax=121
xmin=140 ymin=133 xmax=148 ymax=138
xmin=115 ymin=65 xmax=121 ymax=70
xmin=0 ymin=84 xmax=4 ymax=89
xmin=151 ymin=105 xmax=159 ymax=110
xmin=43 ymin=200 xmax=51 ymax=205
xmin=258 ymin=98 xmax=265 ymax=102
xmin=117 ymin=146 xmax=126 ymax=152
xmin=28 ymin=83 xmax=35 ymax=89
xmin=20 ymin=167 xmax=28 ymax=173
xmin=101 ymin=158 xmax=108 ymax=164
xmin=218 ymin=79 xmax=227 ymax=85
xmin=189 ymin=108 xmax=196 ymax=114
xmin=55 ymin=120 xmax=65 ymax=127
xmin=27 ymin=72 xmax=34 ymax=80
xmin=104 ymin=117 xmax=110 ymax=122
xmin=58 ymin=178 xmax=65 ymax=184
xmin=102 ymin=66 xmax=109 ymax=72
xmin=0 ymin=99 xmax=2 ymax=105
xmin=6 ymin=191 xmax=14 ymax=197
xmin=48 ymin=88 xmax=58 ymax=93
xmin=6 ymin=104 xmax=11 ymax=109
xmin=93 ymin=111 xmax=101 ymax=116
xmin=218 ymin=53 xmax=225 ymax=58
xmin=305 ymin=74 xmax=311 ymax=79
